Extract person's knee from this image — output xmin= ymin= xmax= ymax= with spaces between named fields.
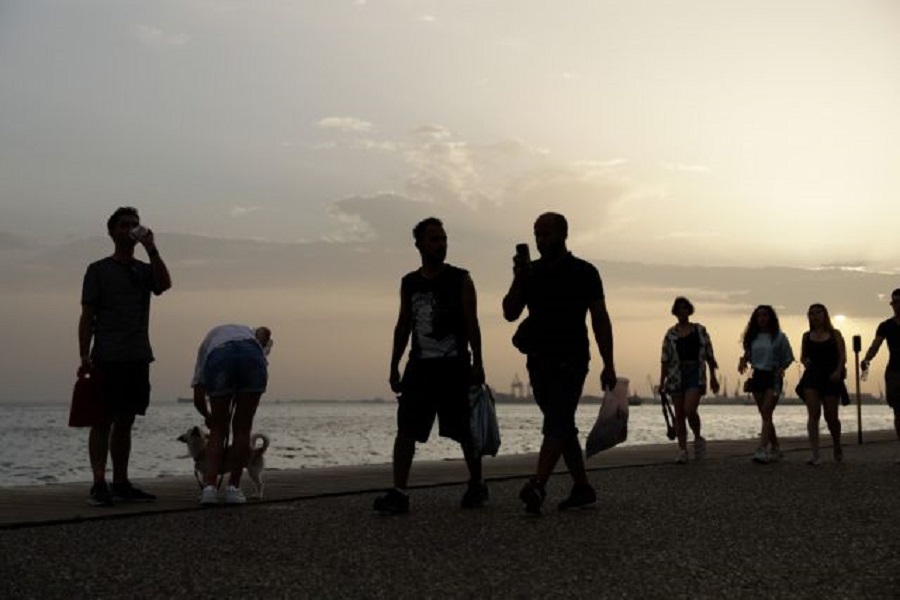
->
xmin=91 ymin=423 xmax=111 ymax=437
xmin=544 ymin=423 xmax=578 ymax=440
xmin=113 ymin=414 xmax=135 ymax=429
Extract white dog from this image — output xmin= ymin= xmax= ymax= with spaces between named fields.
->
xmin=176 ymin=425 xmax=270 ymax=499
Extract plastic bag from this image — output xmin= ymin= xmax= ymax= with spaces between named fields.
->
xmin=469 ymin=384 xmax=501 ymax=457
xmin=69 ymin=367 xmax=105 ymax=428
xmin=585 ymin=377 xmax=629 ymax=458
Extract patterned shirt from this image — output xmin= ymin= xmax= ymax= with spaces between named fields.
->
xmin=661 ymin=323 xmax=716 ymax=394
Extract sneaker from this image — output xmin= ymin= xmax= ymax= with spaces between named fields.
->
xmin=767 ymin=448 xmax=784 ymax=462
xmin=693 ymin=436 xmax=707 ymax=460
xmin=110 ymin=481 xmax=157 ymax=503
xmin=87 ymin=481 xmax=114 ymax=507
xmin=200 ymin=485 xmax=218 ymax=506
xmin=519 ymin=478 xmax=546 ymax=515
xmin=676 ymin=450 xmax=688 ymax=464
xmin=373 ymin=488 xmax=409 ymax=515
xmin=223 ymin=485 xmax=246 ymax=505
xmin=460 ymin=481 xmax=489 ymax=509
xmin=752 ymin=447 xmax=769 ymax=464
xmin=557 ymin=483 xmax=597 ymax=511
xmin=806 ymin=452 xmax=822 ymax=466
xmin=833 ymin=445 xmax=843 ymax=463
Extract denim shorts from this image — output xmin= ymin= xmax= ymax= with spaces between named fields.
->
xmin=679 ymin=364 xmax=701 ymax=393
xmin=750 ymin=369 xmax=776 ymax=394
xmin=203 ymin=340 xmax=268 ymax=398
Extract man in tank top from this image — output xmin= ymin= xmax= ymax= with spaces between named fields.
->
xmin=374 ymin=217 xmax=487 ymax=514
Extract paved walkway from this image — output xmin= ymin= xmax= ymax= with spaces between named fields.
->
xmin=2 ymin=431 xmax=899 ymax=598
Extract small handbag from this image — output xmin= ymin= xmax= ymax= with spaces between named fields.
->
xmin=68 ymin=367 xmax=105 ymax=428
xmin=511 ymin=317 xmax=538 ymax=355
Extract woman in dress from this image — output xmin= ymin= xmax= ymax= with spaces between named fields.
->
xmin=738 ymin=305 xmax=794 ymax=464
xmin=659 ymin=297 xmax=720 ymax=463
xmin=799 ymin=303 xmax=845 ymax=465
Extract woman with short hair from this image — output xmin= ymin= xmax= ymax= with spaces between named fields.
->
xmin=659 ymin=297 xmax=720 ymax=464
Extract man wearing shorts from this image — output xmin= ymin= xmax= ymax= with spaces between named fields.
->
xmin=503 ymin=212 xmax=616 ymax=514
xmin=374 ymin=217 xmax=486 ymax=514
xmin=191 ymin=324 xmax=272 ymax=505
xmin=78 ymin=207 xmax=172 ymax=506
xmin=861 ymin=288 xmax=900 ymax=460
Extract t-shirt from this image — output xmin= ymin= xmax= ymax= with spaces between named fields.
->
xmin=523 ymin=252 xmax=604 ymax=363
xmin=191 ymin=324 xmax=261 ymax=386
xmin=81 ymin=257 xmax=156 ymax=362
xmin=402 ymin=264 xmax=469 ymax=361
xmin=875 ymin=318 xmax=900 ymax=372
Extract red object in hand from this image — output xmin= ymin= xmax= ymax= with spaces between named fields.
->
xmin=68 ymin=367 xmax=104 ymax=428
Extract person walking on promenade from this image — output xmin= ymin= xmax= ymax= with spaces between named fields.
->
xmin=738 ymin=305 xmax=794 ymax=464
xmin=503 ymin=212 xmax=616 ymax=514
xmin=374 ymin=217 xmax=487 ymax=514
xmin=78 ymin=207 xmax=172 ymax=506
xmin=659 ymin=296 xmax=720 ymax=464
xmin=191 ymin=324 xmax=272 ymax=505
xmin=860 ymin=288 xmax=900 ymax=461
xmin=798 ymin=304 xmax=846 ymax=465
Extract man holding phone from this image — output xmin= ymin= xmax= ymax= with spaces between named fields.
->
xmin=78 ymin=207 xmax=172 ymax=506
xmin=503 ymin=212 xmax=616 ymax=514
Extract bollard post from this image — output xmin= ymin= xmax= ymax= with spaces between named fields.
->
xmin=853 ymin=334 xmax=862 ymax=444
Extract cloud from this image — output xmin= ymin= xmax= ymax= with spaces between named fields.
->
xmin=325 ymin=127 xmax=634 ymax=249
xmin=658 ymin=231 xmax=723 ymax=240
xmin=0 ymin=232 xmax=29 ymax=251
xmin=411 ymin=124 xmax=451 ymax=140
xmin=403 ymin=139 xmax=485 ymax=207
xmin=230 ymin=205 xmax=262 ymax=217
xmin=573 ymin=159 xmax=627 ymax=170
xmin=135 ymin=25 xmax=190 ymax=47
xmin=663 ymin=162 xmax=710 ymax=173
xmin=315 ymin=117 xmax=374 ymax=133
xmin=351 ymin=139 xmax=398 ymax=152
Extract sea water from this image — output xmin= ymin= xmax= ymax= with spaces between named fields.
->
xmin=0 ymin=401 xmax=893 ymax=487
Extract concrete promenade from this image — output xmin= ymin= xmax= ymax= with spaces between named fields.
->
xmin=2 ymin=431 xmax=899 ymax=598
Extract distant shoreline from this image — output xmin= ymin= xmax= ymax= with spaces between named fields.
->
xmin=172 ymin=394 xmax=888 ymax=407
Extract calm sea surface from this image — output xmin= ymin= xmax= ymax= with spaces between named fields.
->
xmin=0 ymin=401 xmax=894 ymax=487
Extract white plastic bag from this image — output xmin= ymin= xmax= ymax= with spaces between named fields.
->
xmin=469 ymin=384 xmax=501 ymax=457
xmin=585 ymin=377 xmax=630 ymax=458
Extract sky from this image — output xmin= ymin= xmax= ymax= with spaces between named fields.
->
xmin=1 ymin=1 xmax=899 ymax=404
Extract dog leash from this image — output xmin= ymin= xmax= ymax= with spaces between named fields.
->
xmin=217 ymin=396 xmax=237 ymax=490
